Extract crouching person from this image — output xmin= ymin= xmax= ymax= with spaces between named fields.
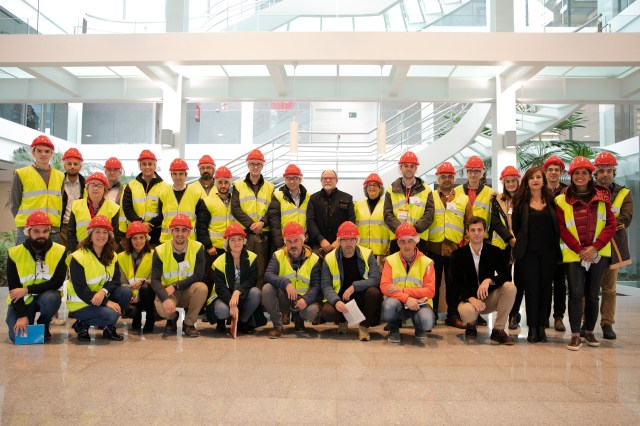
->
xmin=206 ymin=224 xmax=261 ymax=335
xmin=67 ymin=215 xmax=132 ymax=342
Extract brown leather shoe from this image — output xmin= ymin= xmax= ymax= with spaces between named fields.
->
xmin=445 ymin=315 xmax=466 ymax=329
xmin=281 ymin=313 xmax=290 ymax=326
xmin=267 ymin=327 xmax=283 ymax=339
xmin=554 ymin=317 xmax=566 ymax=332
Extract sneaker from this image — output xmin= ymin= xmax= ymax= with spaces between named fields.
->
xmin=72 ymin=320 xmax=90 ymax=342
xmin=414 ymin=328 xmax=428 ymax=339
xmin=579 ymin=324 xmax=586 ymax=338
xmin=490 ymin=328 xmax=514 ymax=345
xmin=267 ymin=327 xmax=283 ymax=339
xmin=601 ymin=325 xmax=617 ymax=340
xmin=103 ymin=325 xmax=124 ymax=341
xmin=387 ymin=329 xmax=401 ymax=344
xmin=182 ymin=323 xmax=199 ymax=338
xmin=337 ymin=322 xmax=348 ymax=335
xmin=358 ymin=325 xmax=370 ymax=341
xmin=567 ymin=335 xmax=582 ymax=351
xmin=51 ymin=317 xmax=66 ymax=326
xmin=465 ymin=323 xmax=477 ymax=337
xmin=444 ymin=315 xmax=466 ymax=329
xmin=554 ymin=317 xmax=566 ymax=332
xmin=585 ymin=332 xmax=600 ymax=347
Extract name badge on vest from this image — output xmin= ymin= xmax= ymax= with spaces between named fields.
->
xmin=508 ymin=207 xmax=513 ymax=215
xmin=36 ymin=261 xmax=49 ymax=278
xmin=409 ymin=196 xmax=421 ymax=205
xmin=178 ymin=261 xmax=190 ymax=271
xmin=397 ymin=208 xmax=409 ymax=221
xmin=446 ymin=202 xmax=456 ymax=210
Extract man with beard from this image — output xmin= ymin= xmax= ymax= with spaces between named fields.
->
xmin=104 ymin=157 xmax=124 ymax=205
xmin=6 ymin=211 xmax=67 ymax=342
xmin=60 ymin=148 xmax=85 ymax=249
xmin=192 ymin=155 xmax=217 ymax=199
xmin=268 ymin=164 xmax=309 ymax=249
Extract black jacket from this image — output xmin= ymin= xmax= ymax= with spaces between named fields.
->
xmin=214 ymin=249 xmax=258 ymax=305
xmin=268 ymin=184 xmax=309 ymax=249
xmin=307 ymin=188 xmax=355 ymax=246
xmin=383 ymin=177 xmax=435 ymax=234
xmin=122 ymin=173 xmax=165 ymax=243
xmin=449 ymin=243 xmax=512 ymax=303
xmin=511 ymin=200 xmax=560 ymax=261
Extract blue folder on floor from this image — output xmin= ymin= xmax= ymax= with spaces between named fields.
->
xmin=15 ymin=324 xmax=45 ymax=345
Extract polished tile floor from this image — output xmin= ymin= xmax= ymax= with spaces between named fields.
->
xmin=1 ymin=286 xmax=639 ymax=425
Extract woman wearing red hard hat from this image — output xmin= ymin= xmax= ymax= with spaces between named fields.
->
xmin=555 ymin=156 xmax=616 ymax=351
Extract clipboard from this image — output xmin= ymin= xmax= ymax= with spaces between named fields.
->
xmin=15 ymin=324 xmax=45 ymax=345
xmin=230 ymin=315 xmax=238 ymax=339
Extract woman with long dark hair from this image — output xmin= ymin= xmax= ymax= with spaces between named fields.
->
xmin=556 ymin=157 xmax=616 ymax=351
xmin=67 ymin=215 xmax=132 ymax=342
xmin=490 ymin=166 xmax=519 ymax=262
xmin=512 ymin=167 xmax=561 ymax=343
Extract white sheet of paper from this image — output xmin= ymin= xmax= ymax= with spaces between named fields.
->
xmin=343 ymin=299 xmax=366 ymax=326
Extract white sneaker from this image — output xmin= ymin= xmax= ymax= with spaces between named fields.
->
xmin=50 ymin=317 xmax=66 ymax=326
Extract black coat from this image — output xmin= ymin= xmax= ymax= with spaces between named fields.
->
xmin=511 ymin=200 xmax=560 ymax=261
xmin=214 ymin=249 xmax=258 ymax=305
xmin=307 ymin=188 xmax=355 ymax=246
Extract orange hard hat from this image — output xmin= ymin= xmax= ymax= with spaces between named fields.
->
xmin=500 ymin=166 xmax=521 ymax=181
xmin=214 ymin=166 xmax=232 ymax=180
xmin=282 ymin=221 xmax=305 ymax=238
xmin=337 ymin=221 xmax=359 ymax=239
xmin=169 ymin=158 xmax=189 ymax=172
xmin=395 ymin=222 xmax=419 ymax=240
xmin=246 ymin=149 xmax=265 ymax=163
xmin=125 ymin=221 xmax=149 ymax=238
xmin=223 ymin=223 xmax=247 ymax=239
xmin=85 ymin=172 xmax=109 ymax=188
xmin=198 ymin=155 xmax=216 ymax=167
xmin=363 ymin=173 xmax=383 ymax=186
xmin=104 ymin=157 xmax=122 ymax=169
xmin=398 ymin=151 xmax=419 ymax=166
xmin=87 ymin=215 xmax=114 ymax=232
xmin=464 ymin=156 xmax=484 ymax=170
xmin=283 ymin=164 xmax=303 ymax=177
xmin=542 ymin=155 xmax=565 ymax=171
xmin=62 ymin=147 xmax=83 ymax=162
xmin=25 ymin=211 xmax=52 ymax=228
xmin=138 ymin=149 xmax=157 ymax=162
xmin=436 ymin=162 xmax=456 ymax=175
xmin=568 ymin=156 xmax=595 ymax=175
xmin=594 ymin=152 xmax=618 ymax=167
xmin=30 ymin=135 xmax=55 ymax=151
xmin=169 ymin=213 xmax=192 ymax=230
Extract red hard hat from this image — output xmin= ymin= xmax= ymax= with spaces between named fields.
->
xmin=246 ymin=149 xmax=265 ymax=163
xmin=138 ymin=149 xmax=157 ymax=162
xmin=169 ymin=213 xmax=192 ymax=230
xmin=398 ymin=151 xmax=419 ymax=166
xmin=198 ymin=155 xmax=216 ymax=167
xmin=282 ymin=221 xmax=305 ymax=238
xmin=436 ymin=162 xmax=456 ymax=175
xmin=542 ymin=155 xmax=565 ymax=171
xmin=500 ymin=166 xmax=521 ymax=181
xmin=224 ymin=223 xmax=247 ymax=239
xmin=169 ymin=158 xmax=189 ymax=172
xmin=395 ymin=222 xmax=418 ymax=240
xmin=25 ymin=211 xmax=52 ymax=228
xmin=568 ymin=156 xmax=595 ymax=175
xmin=125 ymin=221 xmax=149 ymax=238
xmin=363 ymin=173 xmax=383 ymax=186
xmin=62 ymin=147 xmax=83 ymax=162
xmin=337 ymin=221 xmax=359 ymax=239
xmin=214 ymin=166 xmax=232 ymax=180
xmin=87 ymin=215 xmax=114 ymax=232
xmin=86 ymin=172 xmax=109 ymax=187
xmin=464 ymin=156 xmax=484 ymax=170
xmin=283 ymin=164 xmax=303 ymax=177
xmin=104 ymin=157 xmax=122 ymax=169
xmin=594 ymin=152 xmax=618 ymax=167
xmin=30 ymin=135 xmax=55 ymax=151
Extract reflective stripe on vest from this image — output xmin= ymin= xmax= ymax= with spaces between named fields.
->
xmin=387 ymin=184 xmax=432 ymax=241
xmin=14 ymin=166 xmax=64 ymax=228
xmin=207 ymin=250 xmax=258 ymax=305
xmin=159 ymin=184 xmax=200 ymax=243
xmin=7 ymin=243 xmax=66 ymax=305
xmin=117 ymin=250 xmax=153 ymax=299
xmin=66 ymin=248 xmax=117 ymax=312
xmin=120 ymin=180 xmax=166 ymax=232
xmin=386 ymin=252 xmax=433 ymax=307
xmin=71 ymin=198 xmax=120 ymax=243
xmin=274 ymin=191 xmax=309 ymax=231
xmin=202 ymin=195 xmax=236 ymax=250
xmin=428 ymin=191 xmax=468 ymax=244
xmin=454 ymin=185 xmax=493 ymax=237
xmin=611 ymin=188 xmax=630 ymax=217
xmin=154 ymin=240 xmax=203 ymax=287
xmin=233 ymin=180 xmax=274 ymax=230
xmin=323 ymin=246 xmax=371 ymax=298
xmin=555 ymin=193 xmax=611 ymax=262
xmin=274 ymin=249 xmax=319 ymax=295
xmin=355 ymin=199 xmax=391 ymax=255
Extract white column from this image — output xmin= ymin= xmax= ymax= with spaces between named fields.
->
xmin=166 ymin=0 xmax=189 ymax=32
xmin=489 ymin=0 xmax=515 ymax=32
xmin=241 ymin=102 xmax=254 ymax=147
xmin=491 ymin=82 xmax=517 ymax=188
xmin=161 ymin=76 xmax=184 ymax=161
xmin=67 ymin=103 xmax=82 ymax=144
xmin=599 ymin=104 xmax=616 ymax=146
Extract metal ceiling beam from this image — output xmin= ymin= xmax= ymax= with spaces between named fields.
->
xmin=389 ymin=64 xmax=410 ymax=97
xmin=621 ymin=68 xmax=640 ymax=99
xmin=499 ymin=65 xmax=545 ymax=92
xmin=137 ymin=65 xmax=178 ymax=91
xmin=20 ymin=67 xmax=80 ymax=98
xmin=266 ymin=64 xmax=287 ymax=96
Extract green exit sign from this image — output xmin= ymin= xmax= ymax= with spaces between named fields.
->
xmin=348 ymin=112 xmax=357 ymax=118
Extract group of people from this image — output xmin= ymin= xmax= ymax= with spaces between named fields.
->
xmin=7 ymin=135 xmax=632 ymax=351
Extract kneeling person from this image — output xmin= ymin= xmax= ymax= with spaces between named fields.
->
xmin=150 ymin=214 xmax=208 ymax=338
xmin=321 ymin=221 xmax=382 ymax=341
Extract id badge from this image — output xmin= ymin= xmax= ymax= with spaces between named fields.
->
xmin=397 ymin=208 xmax=409 ymax=222
xmin=36 ymin=261 xmax=49 ymax=277
xmin=409 ymin=196 xmax=420 ymax=205
xmin=178 ymin=260 xmax=190 ymax=271
xmin=446 ymin=202 xmax=456 ymax=210
xmin=508 ymin=207 xmax=513 ymax=215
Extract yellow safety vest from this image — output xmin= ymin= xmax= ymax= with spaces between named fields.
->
xmin=454 ymin=185 xmax=493 ymax=238
xmin=555 ymin=194 xmax=611 ymax=262
xmin=489 ymin=196 xmax=513 ymax=250
xmin=428 ymin=191 xmax=468 ymax=245
xmin=274 ymin=248 xmax=319 ymax=295
xmin=611 ymin=188 xmax=630 ymax=218
xmin=233 ymin=179 xmax=274 ymax=231
xmin=14 ymin=166 xmax=64 ymax=228
xmin=119 ymin=179 xmax=167 ymax=233
xmin=154 ymin=240 xmax=203 ymax=287
xmin=387 ymin=185 xmax=432 ymax=241
xmin=6 ymin=243 xmax=66 ymax=305
xmin=190 ymin=181 xmax=218 ymax=202
xmin=71 ymin=198 xmax=120 ymax=243
xmin=355 ymin=199 xmax=391 ymax=255
xmin=207 ymin=250 xmax=257 ymax=305
xmin=117 ymin=249 xmax=153 ymax=299
xmin=66 ymin=249 xmax=117 ymax=312
xmin=159 ymin=184 xmax=201 ymax=243
xmin=202 ymin=194 xmax=236 ymax=250
xmin=274 ymin=191 xmax=309 ymax=231
xmin=386 ymin=252 xmax=433 ymax=307
xmin=324 ymin=246 xmax=371 ymax=295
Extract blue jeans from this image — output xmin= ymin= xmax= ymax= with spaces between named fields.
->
xmin=206 ymin=287 xmax=262 ymax=323
xmin=72 ymin=287 xmax=132 ymax=327
xmin=381 ymin=297 xmax=436 ymax=332
xmin=6 ymin=290 xmax=61 ymax=342
xmin=262 ymin=283 xmax=319 ymax=328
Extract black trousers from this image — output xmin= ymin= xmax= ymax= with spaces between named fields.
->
xmin=566 ymin=258 xmax=610 ymax=333
xmin=516 ymin=249 xmax=559 ymax=328
xmin=426 ymin=251 xmax=454 ymax=317
xmin=548 ymin=263 xmax=566 ymax=319
xmin=321 ymin=287 xmax=382 ymax=327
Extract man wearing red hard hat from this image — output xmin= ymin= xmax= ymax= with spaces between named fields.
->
xmin=104 ymin=157 xmax=124 ymax=205
xmin=454 ymin=156 xmax=494 ymax=237
xmin=192 ymin=155 xmax=217 ymax=199
xmin=60 ymin=147 xmax=85 ymax=250
xmin=268 ymin=164 xmax=310 ymax=249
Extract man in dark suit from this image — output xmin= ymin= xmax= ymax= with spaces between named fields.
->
xmin=449 ymin=216 xmax=516 ymax=345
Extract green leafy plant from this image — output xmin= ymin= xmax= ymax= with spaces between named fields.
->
xmin=0 ymin=231 xmax=15 ymax=287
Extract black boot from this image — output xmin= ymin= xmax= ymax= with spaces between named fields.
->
xmin=103 ymin=324 xmax=124 ymax=341
xmin=163 ymin=316 xmax=178 ymax=335
xmin=216 ymin=320 xmax=227 ymax=333
xmin=537 ymin=326 xmax=548 ymax=343
xmin=238 ymin=321 xmax=255 ymax=335
xmin=72 ymin=320 xmax=90 ymax=342
xmin=527 ymin=327 xmax=539 ymax=343
xmin=508 ymin=314 xmax=519 ymax=330
xmin=131 ymin=306 xmax=142 ymax=331
xmin=44 ymin=325 xmax=52 ymax=342
xmin=142 ymin=309 xmax=155 ymax=334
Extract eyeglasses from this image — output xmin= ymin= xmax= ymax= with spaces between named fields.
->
xmin=466 ymin=169 xmax=483 ymax=175
xmin=87 ymin=183 xmax=105 ymax=189
xmin=366 ymin=183 xmax=380 ymax=188
xmin=248 ymin=162 xmax=263 ymax=168
xmin=285 ymin=177 xmax=301 ymax=182
xmin=321 ymin=176 xmax=337 ymax=181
